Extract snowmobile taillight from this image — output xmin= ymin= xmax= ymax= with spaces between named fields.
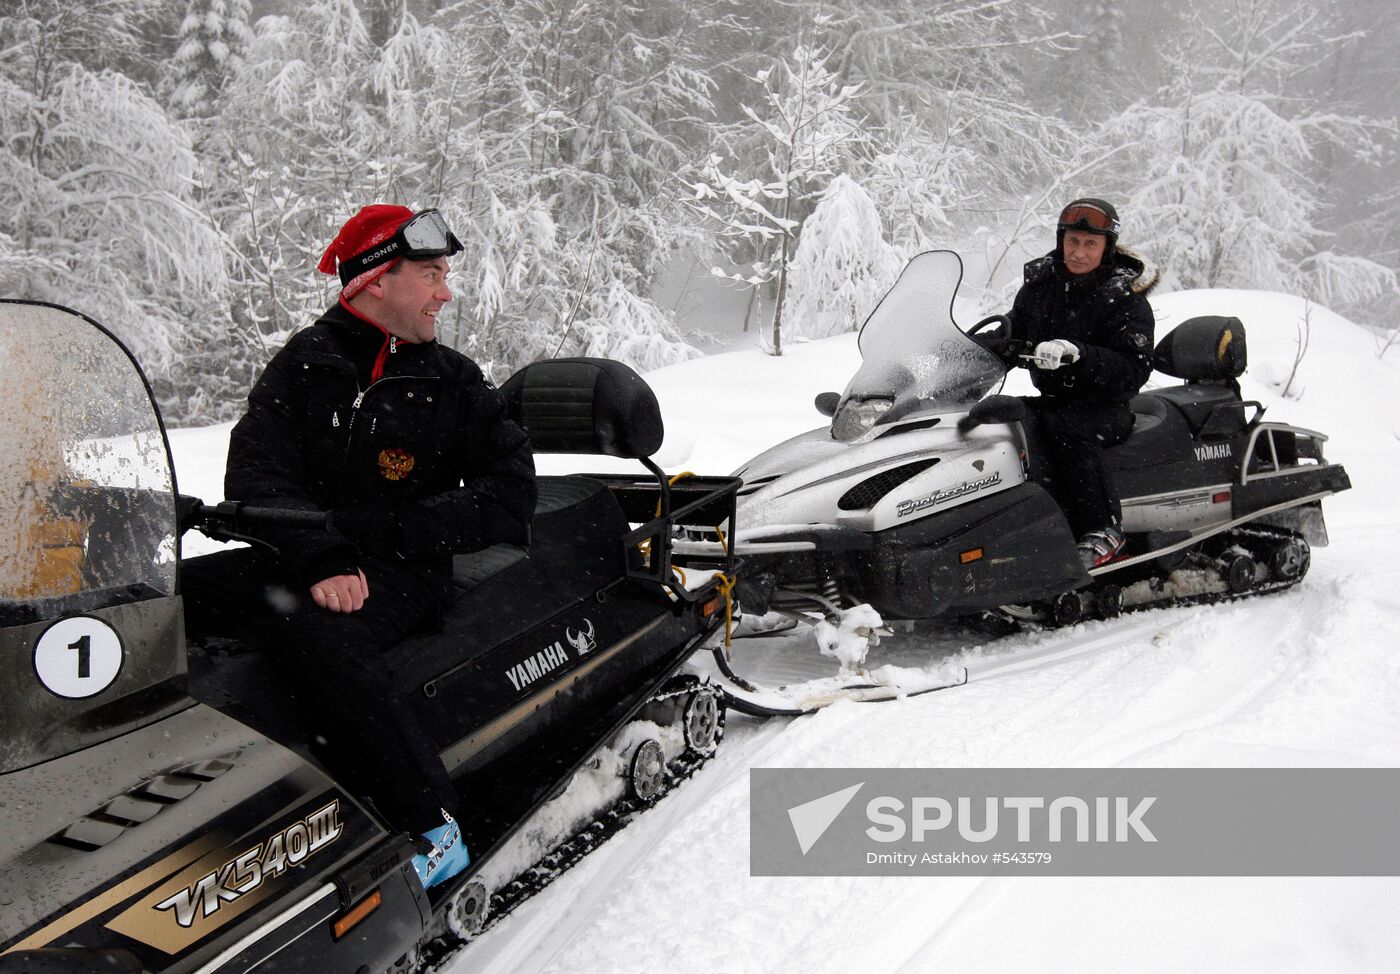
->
xmin=1213 ymin=491 xmax=1232 ymax=504
xmin=702 ymin=595 xmax=723 ymax=617
xmin=331 ymin=889 xmax=382 ymax=940
xmin=959 ymin=548 xmax=984 ymax=565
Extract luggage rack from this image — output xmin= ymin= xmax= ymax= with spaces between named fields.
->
xmin=588 ymin=467 xmax=741 ymax=601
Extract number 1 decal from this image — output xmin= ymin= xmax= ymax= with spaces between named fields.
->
xmin=69 ymin=634 xmax=92 ymax=679
xmin=34 ymin=617 xmax=124 ymax=699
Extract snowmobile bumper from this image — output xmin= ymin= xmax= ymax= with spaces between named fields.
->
xmin=1233 ymin=463 xmax=1350 ymax=530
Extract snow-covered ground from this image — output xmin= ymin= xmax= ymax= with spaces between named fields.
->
xmin=170 ymin=287 xmax=1400 ymax=972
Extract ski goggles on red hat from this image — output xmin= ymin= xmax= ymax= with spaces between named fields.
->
xmin=1057 ymin=202 xmax=1119 ymax=235
xmin=339 ymin=209 xmax=463 ymax=284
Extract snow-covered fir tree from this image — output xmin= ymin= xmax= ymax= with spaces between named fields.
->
xmin=168 ymin=0 xmax=254 ymax=119
xmin=1047 ymin=0 xmax=1129 ymax=122
xmin=211 ymin=0 xmax=431 ymax=340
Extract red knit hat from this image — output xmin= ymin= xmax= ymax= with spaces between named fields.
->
xmin=317 ymin=204 xmax=415 ymax=299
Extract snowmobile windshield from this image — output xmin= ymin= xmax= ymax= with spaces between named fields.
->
xmin=836 ymin=251 xmax=1006 ymax=436
xmin=0 ymin=303 xmax=176 ymax=627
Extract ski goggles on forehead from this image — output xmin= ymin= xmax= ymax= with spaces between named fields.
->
xmin=1057 ymin=202 xmax=1119 ymax=235
xmin=340 ymin=208 xmax=463 ymax=284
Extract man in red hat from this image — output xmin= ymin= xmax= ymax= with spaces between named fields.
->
xmin=190 ymin=205 xmax=536 ymax=890
xmin=1005 ymin=197 xmax=1158 ymax=569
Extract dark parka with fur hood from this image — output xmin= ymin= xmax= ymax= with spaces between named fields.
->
xmin=1008 ymin=247 xmax=1159 ymax=403
xmin=225 ymin=302 xmax=537 ymax=594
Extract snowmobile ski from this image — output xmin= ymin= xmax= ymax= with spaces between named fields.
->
xmin=702 ymin=522 xmax=1317 ymax=717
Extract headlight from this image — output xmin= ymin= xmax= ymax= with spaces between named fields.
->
xmin=831 ymin=397 xmax=892 ymax=442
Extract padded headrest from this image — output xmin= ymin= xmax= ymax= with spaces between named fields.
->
xmin=1154 ymin=316 xmax=1247 ymax=381
xmin=501 ymin=357 xmax=664 ymax=458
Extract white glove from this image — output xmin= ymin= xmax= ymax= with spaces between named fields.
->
xmin=1031 ymin=339 xmax=1081 ymax=370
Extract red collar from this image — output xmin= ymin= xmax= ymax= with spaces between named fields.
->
xmin=338 ymin=298 xmax=394 ymax=383
xmin=338 ymin=297 xmax=389 ymax=334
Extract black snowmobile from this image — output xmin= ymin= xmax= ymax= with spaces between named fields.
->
xmin=0 ymin=301 xmax=738 ymax=973
xmin=683 ymin=251 xmax=1349 ymax=713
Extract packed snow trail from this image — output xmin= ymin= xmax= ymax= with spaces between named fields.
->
xmin=165 ymin=286 xmax=1400 ymax=972
xmin=443 ymin=527 xmax=1400 ymax=974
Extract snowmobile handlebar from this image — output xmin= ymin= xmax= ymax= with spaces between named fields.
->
xmin=177 ymin=495 xmax=331 ymax=544
xmin=956 ymin=395 xmax=1027 ymax=437
xmin=966 ymin=313 xmax=1011 ymax=337
xmin=964 ymin=315 xmax=1032 ymax=365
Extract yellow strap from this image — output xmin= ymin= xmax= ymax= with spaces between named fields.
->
xmin=711 ymin=571 xmax=737 ymax=656
xmin=654 ymin=470 xmax=697 ymax=517
xmin=641 ymin=471 xmax=698 ymax=559
xmin=640 ymin=470 xmax=736 ymax=653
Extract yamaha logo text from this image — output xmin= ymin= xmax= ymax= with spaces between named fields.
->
xmin=505 ymin=619 xmax=598 ymax=691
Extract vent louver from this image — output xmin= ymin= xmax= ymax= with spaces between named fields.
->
xmin=836 ymin=459 xmax=939 ymax=511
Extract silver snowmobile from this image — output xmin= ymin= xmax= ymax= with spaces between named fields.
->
xmin=682 ymin=250 xmax=1350 ymax=715
xmin=0 ymin=301 xmax=737 ymax=973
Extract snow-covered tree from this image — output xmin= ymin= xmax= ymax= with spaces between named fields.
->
xmin=715 ymin=1 xmax=1083 ymax=273
xmin=210 ymin=0 xmax=433 ymax=341
xmin=858 ymin=111 xmax=977 ymax=254
xmin=1093 ymin=0 xmax=1395 ymax=312
xmin=167 ymin=0 xmax=254 ymax=119
xmin=692 ymin=45 xmax=865 ymax=355
xmin=800 ymin=0 xmax=1076 ymax=199
xmin=1047 ymin=0 xmax=1130 ymax=121
xmin=0 ymin=0 xmax=227 ymax=410
xmin=785 ymin=174 xmax=903 ymax=340
xmin=426 ymin=0 xmax=729 ymax=376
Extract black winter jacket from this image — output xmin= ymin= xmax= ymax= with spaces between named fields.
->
xmin=225 ymin=302 xmax=537 ymax=590
xmin=1008 ymin=248 xmax=1158 ymax=404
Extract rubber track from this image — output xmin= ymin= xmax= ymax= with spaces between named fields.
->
xmin=417 ymin=683 xmax=722 ymax=971
xmin=1085 ymin=524 xmax=1309 ymax=618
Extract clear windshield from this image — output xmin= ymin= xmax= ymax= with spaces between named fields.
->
xmin=0 ymin=303 xmax=176 ymax=625
xmin=843 ymin=250 xmax=1007 ymax=417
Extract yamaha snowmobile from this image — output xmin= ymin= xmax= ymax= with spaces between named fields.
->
xmin=0 ymin=301 xmax=737 ymax=973
xmin=681 ymin=250 xmax=1349 ymax=715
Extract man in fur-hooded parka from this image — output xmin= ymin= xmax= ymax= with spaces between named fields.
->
xmin=1006 ymin=197 xmax=1159 ymax=566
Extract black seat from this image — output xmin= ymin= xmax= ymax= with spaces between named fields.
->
xmin=1146 ymin=315 xmax=1251 ymax=437
xmin=183 ymin=475 xmax=633 ymax=752
xmin=1104 ymin=394 xmax=1187 ymax=473
xmin=385 ymin=475 xmax=632 ymax=693
xmin=450 ymin=477 xmax=621 ymax=591
xmin=1148 ymin=384 xmax=1248 ymax=438
xmin=1128 ymin=395 xmax=1167 ymax=434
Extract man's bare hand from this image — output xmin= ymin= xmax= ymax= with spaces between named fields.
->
xmin=311 ymin=570 xmax=369 ymax=613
